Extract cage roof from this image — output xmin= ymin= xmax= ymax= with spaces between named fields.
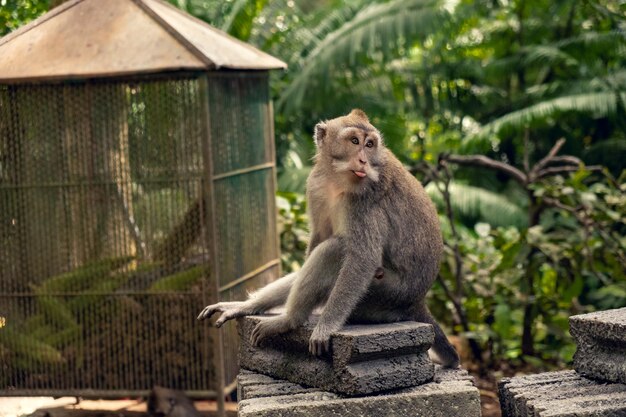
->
xmin=0 ymin=0 xmax=287 ymax=83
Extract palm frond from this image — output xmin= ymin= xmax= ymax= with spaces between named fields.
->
xmin=221 ymin=0 xmax=268 ymax=41
xmin=0 ymin=328 xmax=64 ymax=365
xmin=426 ymin=182 xmax=528 ymax=229
xmin=484 ymin=45 xmax=578 ymax=78
xmin=276 ymin=0 xmax=449 ymax=115
xmin=149 ymin=266 xmax=205 ymax=292
xmin=522 ymin=45 xmax=579 ymax=68
xmin=557 ymin=30 xmax=626 ymax=52
xmin=477 ymin=91 xmax=620 ymax=135
xmin=278 ymin=166 xmax=311 ymax=193
xmin=288 ymin=2 xmax=364 ymax=63
xmin=583 ymin=137 xmax=626 ymax=173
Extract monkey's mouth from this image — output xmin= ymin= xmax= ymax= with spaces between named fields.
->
xmin=352 ymin=170 xmax=367 ymax=178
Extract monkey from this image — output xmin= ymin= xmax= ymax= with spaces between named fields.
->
xmin=147 ymin=386 xmax=200 ymax=417
xmin=197 ymin=109 xmax=460 ymax=368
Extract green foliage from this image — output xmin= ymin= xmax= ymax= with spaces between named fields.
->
xmin=532 ymin=172 xmax=626 ymax=302
xmin=1 ymin=257 xmax=204 ymax=372
xmin=430 ymin=169 xmax=625 ymax=366
xmin=276 ymin=0 xmax=450 ymax=116
xmin=0 ymin=327 xmax=64 ymax=368
xmin=220 ymin=0 xmax=268 ymax=41
xmin=35 ymin=257 xmax=135 ymax=294
xmin=276 ymin=191 xmax=309 ymax=273
xmin=478 ymin=91 xmax=622 ymax=137
xmin=426 ymin=182 xmax=528 ymax=229
xmin=149 ymin=265 xmax=206 ymax=292
xmin=0 ymin=0 xmax=50 ymax=37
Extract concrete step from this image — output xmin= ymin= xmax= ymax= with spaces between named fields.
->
xmin=499 ymin=370 xmax=626 ymax=417
xmin=570 ymin=307 xmax=626 ymax=385
xmin=237 ymin=315 xmax=435 ymax=396
xmin=238 ymin=366 xmax=480 ymax=417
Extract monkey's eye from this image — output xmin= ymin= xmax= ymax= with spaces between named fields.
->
xmin=365 ymin=140 xmax=374 ymax=148
xmin=351 ymin=137 xmax=359 ymax=145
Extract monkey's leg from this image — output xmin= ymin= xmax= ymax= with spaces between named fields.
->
xmin=250 ymin=237 xmax=344 ymax=347
xmin=414 ymin=305 xmax=460 ymax=368
xmin=197 ymin=272 xmax=297 ymax=325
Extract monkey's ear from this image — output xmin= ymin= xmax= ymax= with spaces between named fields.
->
xmin=349 ymin=109 xmax=369 ymax=122
xmin=314 ymin=122 xmax=327 ymax=147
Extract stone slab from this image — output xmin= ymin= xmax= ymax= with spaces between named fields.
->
xmin=238 ymin=315 xmax=435 ymax=396
xmin=237 ymin=372 xmax=321 ymax=400
xmin=238 ymin=367 xmax=480 ymax=417
xmin=570 ymin=307 xmax=626 ymax=384
xmin=499 ymin=370 xmax=626 ymax=417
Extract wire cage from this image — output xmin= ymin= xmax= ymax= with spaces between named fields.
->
xmin=0 ymin=0 xmax=285 ymax=399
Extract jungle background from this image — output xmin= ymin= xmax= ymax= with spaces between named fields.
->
xmin=2 ymin=0 xmax=625 ymax=414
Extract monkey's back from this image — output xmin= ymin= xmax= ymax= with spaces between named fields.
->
xmin=378 ymin=150 xmax=444 ymax=294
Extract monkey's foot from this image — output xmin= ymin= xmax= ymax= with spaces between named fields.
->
xmin=309 ymin=324 xmax=332 ymax=356
xmin=250 ymin=316 xmax=293 ymax=347
xmin=197 ymin=302 xmax=253 ymax=327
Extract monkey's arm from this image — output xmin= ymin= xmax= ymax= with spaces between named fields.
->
xmin=197 ymin=272 xmax=296 ymax=325
xmin=309 ymin=215 xmax=387 ymax=355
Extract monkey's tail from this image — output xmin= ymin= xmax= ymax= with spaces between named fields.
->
xmin=415 ymin=306 xmax=460 ymax=368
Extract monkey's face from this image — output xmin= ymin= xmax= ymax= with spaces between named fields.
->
xmin=314 ymin=109 xmax=384 ymax=191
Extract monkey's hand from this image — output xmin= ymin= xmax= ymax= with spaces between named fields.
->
xmin=250 ymin=315 xmax=292 ymax=347
xmin=309 ymin=324 xmax=332 ymax=356
xmin=197 ymin=302 xmax=252 ymax=327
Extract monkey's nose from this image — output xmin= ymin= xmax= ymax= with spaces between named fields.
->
xmin=359 ymin=158 xmax=367 ymax=165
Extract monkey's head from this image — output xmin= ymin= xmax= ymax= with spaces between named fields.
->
xmin=313 ymin=109 xmax=385 ymax=191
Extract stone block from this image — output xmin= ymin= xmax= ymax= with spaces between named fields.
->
xmin=238 ymin=315 xmax=435 ymax=396
xmin=238 ymin=367 xmax=480 ymax=417
xmin=499 ymin=370 xmax=626 ymax=417
xmin=237 ymin=372 xmax=321 ymax=400
xmin=570 ymin=307 xmax=626 ymax=384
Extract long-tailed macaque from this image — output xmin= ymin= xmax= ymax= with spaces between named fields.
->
xmin=198 ymin=109 xmax=460 ymax=368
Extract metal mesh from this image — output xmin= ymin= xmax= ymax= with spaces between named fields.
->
xmin=205 ymin=73 xmax=280 ymax=384
xmin=0 ymin=72 xmax=279 ymax=396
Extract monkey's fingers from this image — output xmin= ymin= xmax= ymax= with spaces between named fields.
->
xmin=196 ymin=304 xmax=224 ymax=321
xmin=308 ymin=336 xmax=330 ymax=357
xmin=214 ymin=309 xmax=245 ymax=328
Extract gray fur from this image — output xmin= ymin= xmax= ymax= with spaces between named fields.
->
xmin=198 ymin=109 xmax=460 ymax=368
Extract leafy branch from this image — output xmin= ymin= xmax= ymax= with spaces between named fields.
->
xmin=438 ymin=137 xmax=612 ymax=357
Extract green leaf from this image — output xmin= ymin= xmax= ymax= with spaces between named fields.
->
xmin=277 ymin=0 xmax=449 ymax=115
xmin=221 ymin=0 xmax=269 ymax=41
xmin=493 ymin=303 xmax=513 ymax=340
xmin=36 ymin=256 xmax=134 ymax=294
xmin=0 ymin=327 xmax=64 ymax=365
xmin=477 ymin=92 xmax=620 ymax=136
xmin=562 ymin=276 xmax=584 ymax=300
xmin=540 ymin=264 xmax=557 ymax=296
xmin=149 ymin=266 xmax=206 ymax=292
xmin=426 ymin=182 xmax=527 ymax=228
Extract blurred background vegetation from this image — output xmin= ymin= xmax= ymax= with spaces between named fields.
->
xmin=2 ymin=0 xmax=625 ymax=374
